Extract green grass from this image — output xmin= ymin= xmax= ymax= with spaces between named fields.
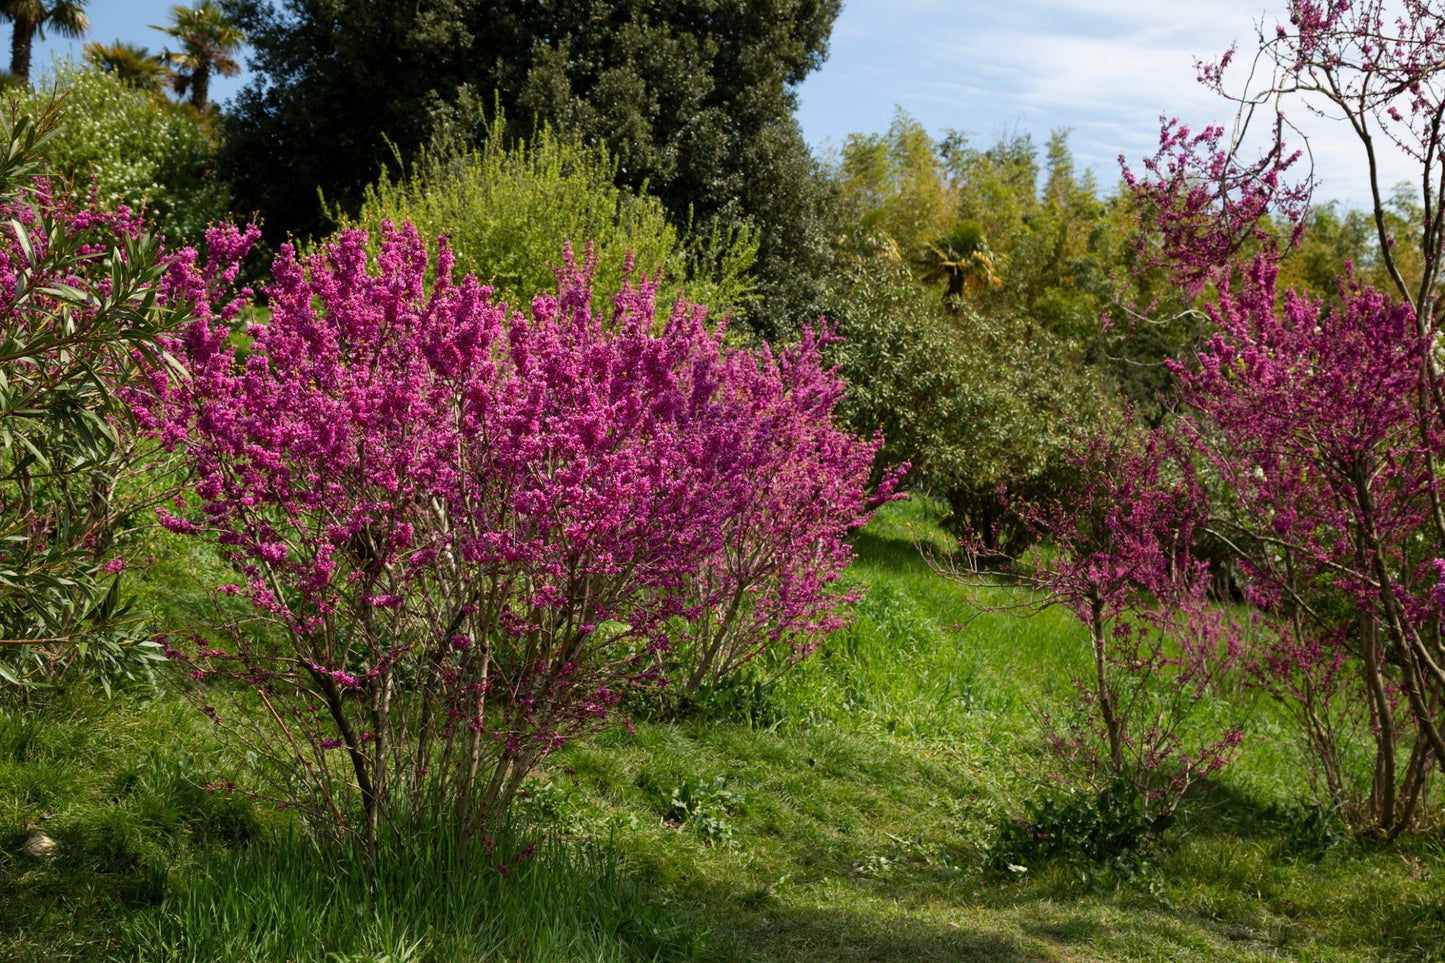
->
xmin=0 ymin=690 xmax=262 ymax=961
xmin=2 ymin=499 xmax=1442 ymax=961
xmin=124 ymin=829 xmax=700 ymax=963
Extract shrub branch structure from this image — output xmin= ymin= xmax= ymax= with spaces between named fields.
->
xmin=139 ymin=225 xmax=891 ymax=855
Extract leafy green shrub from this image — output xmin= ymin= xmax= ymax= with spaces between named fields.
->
xmin=0 ymin=107 xmax=223 ymax=687
xmin=6 ymin=62 xmax=228 ymax=244
xmin=665 ymin=776 xmax=745 ymax=846
xmin=1263 ymin=801 xmax=1350 ymax=861
xmin=827 ymin=255 xmax=1111 ymax=553
xmin=342 ymin=116 xmax=757 ymax=320
xmin=988 ymin=780 xmax=1172 ymax=878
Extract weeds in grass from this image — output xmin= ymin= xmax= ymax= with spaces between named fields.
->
xmin=987 ymin=779 xmax=1173 ymax=880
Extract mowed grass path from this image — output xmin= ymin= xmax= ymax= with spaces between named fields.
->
xmin=1 ymin=500 xmax=1442 ymax=961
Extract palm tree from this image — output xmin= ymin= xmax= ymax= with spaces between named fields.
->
xmin=84 ymin=40 xmax=169 ymax=94
xmin=920 ymin=221 xmax=1003 ymax=313
xmin=152 ymin=0 xmax=243 ymax=112
xmin=1 ymin=0 xmax=89 ymax=85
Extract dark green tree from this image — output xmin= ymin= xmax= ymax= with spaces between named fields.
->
xmin=222 ymin=0 xmax=840 ymax=335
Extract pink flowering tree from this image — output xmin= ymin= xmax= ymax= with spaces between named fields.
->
xmin=1119 ymin=0 xmax=1445 ymax=834
xmin=139 ymin=225 xmax=887 ymax=852
xmin=1170 ymin=259 xmax=1444 ymax=833
xmin=1121 ymin=116 xmax=1311 ymax=298
xmin=948 ymin=424 xmax=1241 ymax=816
xmin=1195 ymin=0 xmax=1445 ymax=324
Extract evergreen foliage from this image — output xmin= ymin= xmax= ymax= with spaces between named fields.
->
xmin=222 ymin=0 xmax=841 ymax=334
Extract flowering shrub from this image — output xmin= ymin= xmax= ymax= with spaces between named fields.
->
xmin=1117 ymin=1 xmax=1445 ymax=834
xmin=140 ymin=225 xmax=887 ymax=849
xmin=1171 ymin=259 xmax=1444 ymax=832
xmin=669 ymin=324 xmax=897 ymax=695
xmin=1120 ymin=117 xmax=1309 ymax=297
xmin=7 ymin=63 xmax=229 ymax=244
xmin=975 ymin=427 xmax=1242 ymax=816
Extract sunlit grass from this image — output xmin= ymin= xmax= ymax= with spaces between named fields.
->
xmin=2 ymin=500 xmax=1441 ymax=961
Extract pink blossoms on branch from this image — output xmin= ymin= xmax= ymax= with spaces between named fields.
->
xmin=1171 ymin=257 xmax=1445 ymax=833
xmin=139 ymin=224 xmax=890 ymax=848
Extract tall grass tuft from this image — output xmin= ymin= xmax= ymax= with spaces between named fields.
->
xmin=123 ymin=823 xmax=704 ymax=963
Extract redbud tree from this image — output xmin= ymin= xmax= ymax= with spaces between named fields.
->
xmin=139 ymin=225 xmax=889 ymax=852
xmin=1169 ymin=258 xmax=1444 ymax=831
xmin=951 ymin=425 xmax=1241 ymax=816
xmin=1123 ymin=0 xmax=1445 ymax=832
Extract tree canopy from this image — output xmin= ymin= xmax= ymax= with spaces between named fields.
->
xmin=223 ymin=0 xmax=840 ymax=334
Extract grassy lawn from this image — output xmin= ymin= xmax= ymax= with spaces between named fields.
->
xmin=1 ymin=499 xmax=1442 ymax=961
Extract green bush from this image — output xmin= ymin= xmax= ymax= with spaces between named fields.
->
xmin=342 ymin=117 xmax=757 ymax=321
xmin=988 ymin=780 xmax=1172 ymax=878
xmin=827 ymin=255 xmax=1112 ymax=553
xmin=6 ymin=61 xmax=228 ymax=245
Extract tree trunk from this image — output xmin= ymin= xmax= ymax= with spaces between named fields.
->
xmin=1091 ymin=596 xmax=1124 ymax=772
xmin=1361 ymin=615 xmax=1397 ymax=833
xmin=190 ymin=66 xmax=211 ymax=112
xmin=9 ymin=20 xmax=35 ymax=85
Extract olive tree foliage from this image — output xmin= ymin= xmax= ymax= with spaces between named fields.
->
xmin=222 ymin=0 xmax=841 ymax=335
xmin=339 ymin=117 xmax=757 ymax=320
xmin=5 ymin=62 xmax=228 ymax=244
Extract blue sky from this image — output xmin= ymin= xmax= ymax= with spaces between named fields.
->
xmin=33 ymin=0 xmax=247 ymax=102
xmin=32 ymin=0 xmax=1415 ymax=210
xmin=793 ymin=0 xmax=1415 ymax=210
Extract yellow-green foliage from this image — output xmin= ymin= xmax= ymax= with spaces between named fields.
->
xmin=832 ymin=108 xmax=957 ymax=263
xmin=343 ymin=118 xmax=758 ymax=322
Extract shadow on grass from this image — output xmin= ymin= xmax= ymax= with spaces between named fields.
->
xmin=851 ymin=529 xmax=940 ymax=576
xmin=1175 ymin=777 xmax=1351 ymax=857
xmin=696 ymin=894 xmax=1048 ymax=963
xmin=756 ymin=904 xmax=1044 ymax=962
